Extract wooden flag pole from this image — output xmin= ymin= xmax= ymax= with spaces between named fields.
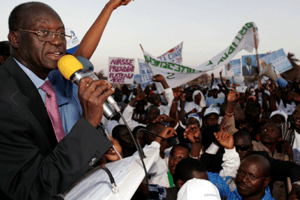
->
xmin=253 ymin=27 xmax=262 ymax=89
xmin=138 ymin=44 xmax=155 ymax=77
xmin=139 ymin=44 xmax=144 ymax=51
xmin=253 ymin=27 xmax=261 ymax=74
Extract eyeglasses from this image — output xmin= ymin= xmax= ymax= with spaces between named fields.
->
xmin=237 ymin=170 xmax=267 ymax=181
xmin=234 ymin=145 xmax=251 ymax=151
xmin=18 ymin=29 xmax=71 ymax=43
xmin=170 ymin=154 xmax=185 ymax=161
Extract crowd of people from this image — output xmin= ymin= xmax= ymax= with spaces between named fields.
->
xmin=1 ymin=0 xmax=300 ymax=200
xmin=105 ymin=70 xmax=300 ymax=200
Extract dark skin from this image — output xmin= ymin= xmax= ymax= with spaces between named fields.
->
xmin=9 ymin=3 xmax=65 ymax=80
xmin=234 ymin=134 xmax=253 ymax=161
xmin=73 ymin=0 xmax=133 ymax=59
xmin=168 ymin=146 xmax=189 ymax=175
xmin=147 ymin=106 xmax=160 ymax=123
xmin=235 ymin=155 xmax=271 ymax=200
xmin=212 ymin=89 xmax=218 ymax=98
xmin=8 ymin=3 xmax=114 ymax=128
xmin=176 ymin=171 xmax=208 ymax=189
xmin=293 ymin=105 xmax=300 ymax=132
xmin=186 ymin=117 xmax=200 ymax=128
xmin=259 ymin=123 xmax=282 ymax=156
xmin=204 ymin=113 xmax=219 ymax=127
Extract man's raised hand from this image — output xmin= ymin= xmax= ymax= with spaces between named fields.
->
xmin=214 ymin=123 xmax=233 ymax=149
xmin=109 ymin=0 xmax=133 ymax=10
xmin=184 ymin=124 xmax=202 ymax=143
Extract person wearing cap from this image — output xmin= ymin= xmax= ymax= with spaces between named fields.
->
xmin=186 ymin=113 xmax=202 ymax=128
xmin=206 ymin=85 xmax=224 ymax=109
xmin=202 ymin=106 xmax=220 ymax=128
xmin=140 ymin=125 xmax=240 ymax=200
xmin=270 ymin=110 xmax=288 ymax=125
xmin=177 ymin=179 xmax=221 ymax=200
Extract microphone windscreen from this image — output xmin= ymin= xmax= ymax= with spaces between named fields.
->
xmin=76 ymin=56 xmax=94 ymax=72
xmin=167 ymin=137 xmax=179 ymax=146
xmin=58 ymin=55 xmax=83 ymax=80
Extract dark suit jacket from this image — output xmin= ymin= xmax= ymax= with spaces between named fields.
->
xmin=242 ymin=65 xmax=258 ymax=76
xmin=0 ymin=57 xmax=111 ymax=200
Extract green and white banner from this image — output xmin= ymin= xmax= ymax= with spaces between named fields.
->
xmin=143 ymin=22 xmax=258 ymax=89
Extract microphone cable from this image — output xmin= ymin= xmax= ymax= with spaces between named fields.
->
xmin=56 ymin=166 xmax=117 ymax=199
xmin=119 ymin=113 xmax=150 ymax=200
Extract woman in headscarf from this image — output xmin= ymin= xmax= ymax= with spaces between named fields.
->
xmin=184 ymin=90 xmax=206 ymax=117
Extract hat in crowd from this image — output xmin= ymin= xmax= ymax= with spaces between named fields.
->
xmin=212 ymin=85 xmax=219 ymax=90
xmin=117 ymin=102 xmax=127 ymax=110
xmin=177 ymin=178 xmax=221 ymax=200
xmin=204 ymin=106 xmax=220 ymax=117
xmin=270 ymin=110 xmax=288 ymax=122
xmin=261 ymin=76 xmax=269 ymax=84
xmin=187 ymin=113 xmax=202 ymax=128
xmin=65 ymin=28 xmax=80 ymax=54
xmin=192 ymin=90 xmax=206 ymax=107
xmin=249 ymin=88 xmax=255 ymax=96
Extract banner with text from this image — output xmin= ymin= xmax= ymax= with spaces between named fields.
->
xmin=157 ymin=42 xmax=183 ymax=64
xmin=259 ymin=49 xmax=292 ymax=74
xmin=138 ymin=58 xmax=154 ymax=89
xmin=140 ymin=42 xmax=183 ymax=91
xmin=108 ymin=57 xmax=135 ymax=84
xmin=143 ymin=22 xmax=258 ymax=88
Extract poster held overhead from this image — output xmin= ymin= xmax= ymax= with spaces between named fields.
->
xmin=241 ymin=53 xmax=268 ymax=76
xmin=108 ymin=57 xmax=135 ymax=84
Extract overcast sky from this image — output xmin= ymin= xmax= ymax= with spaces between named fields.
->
xmin=1 ymin=0 xmax=299 ymax=76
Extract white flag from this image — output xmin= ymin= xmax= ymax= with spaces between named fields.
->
xmin=143 ymin=22 xmax=258 ymax=89
xmin=140 ymin=42 xmax=183 ymax=92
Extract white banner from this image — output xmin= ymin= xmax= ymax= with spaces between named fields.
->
xmin=108 ymin=57 xmax=135 ymax=84
xmin=157 ymin=42 xmax=183 ymax=64
xmin=143 ymin=22 xmax=258 ymax=89
xmin=140 ymin=42 xmax=183 ymax=93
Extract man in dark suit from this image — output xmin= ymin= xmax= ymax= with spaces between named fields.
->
xmin=242 ymin=57 xmax=258 ymax=76
xmin=0 ymin=2 xmax=116 ymax=199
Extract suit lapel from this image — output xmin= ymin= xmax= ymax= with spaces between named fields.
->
xmin=4 ymin=57 xmax=57 ymax=149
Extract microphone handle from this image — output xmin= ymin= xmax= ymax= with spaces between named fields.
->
xmin=71 ymin=70 xmax=120 ymax=119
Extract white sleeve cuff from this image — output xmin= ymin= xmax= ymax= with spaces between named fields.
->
xmin=205 ymin=143 xmax=220 ymax=154
xmin=164 ymin=88 xmax=172 ymax=94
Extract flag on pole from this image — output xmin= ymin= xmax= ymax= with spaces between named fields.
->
xmin=139 ymin=42 xmax=183 ymax=92
xmin=143 ymin=22 xmax=258 ymax=89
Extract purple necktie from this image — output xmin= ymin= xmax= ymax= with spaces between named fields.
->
xmin=40 ymin=80 xmax=65 ymax=142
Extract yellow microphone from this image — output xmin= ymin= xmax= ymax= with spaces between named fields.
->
xmin=58 ymin=55 xmax=120 ymax=119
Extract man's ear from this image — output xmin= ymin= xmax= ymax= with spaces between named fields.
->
xmin=263 ymin=177 xmax=272 ymax=188
xmin=8 ymin=32 xmax=19 ymax=49
xmin=176 ymin=179 xmax=184 ymax=188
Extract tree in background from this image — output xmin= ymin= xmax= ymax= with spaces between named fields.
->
xmin=282 ymin=52 xmax=300 ymax=81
